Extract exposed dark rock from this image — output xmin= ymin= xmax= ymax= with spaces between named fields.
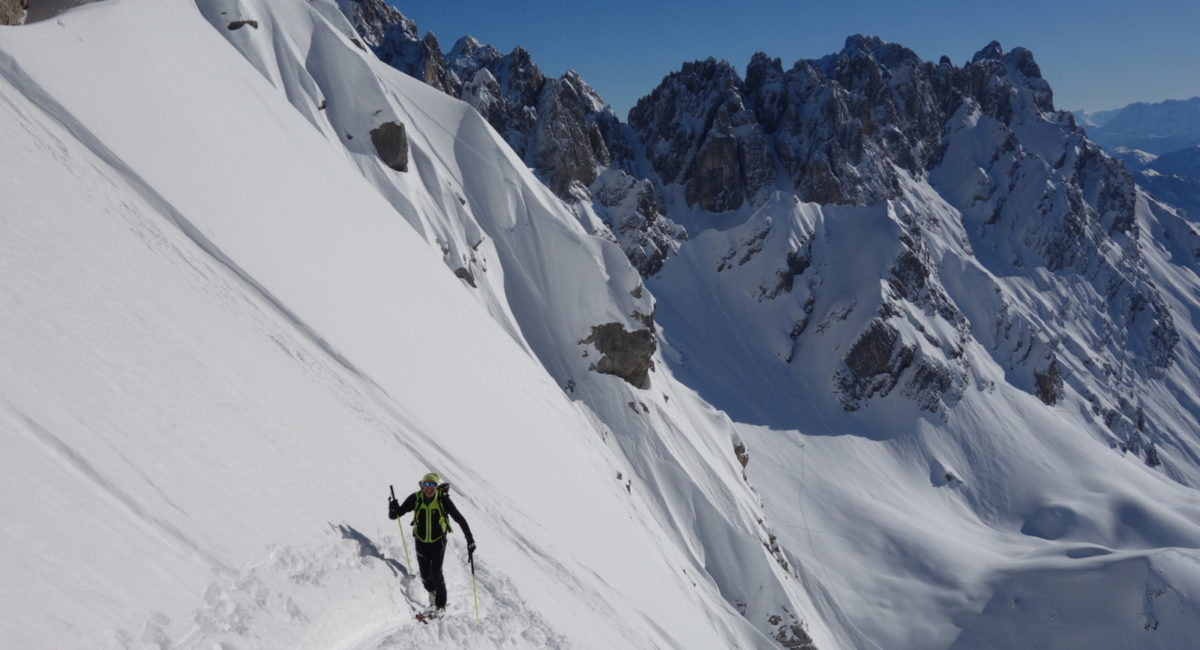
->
xmin=687 ymin=127 xmax=745 ymax=211
xmin=342 ymin=0 xmax=410 ymax=50
xmin=767 ymin=613 xmax=818 ymax=649
xmin=590 ymin=171 xmax=684 ymax=276
xmin=580 ymin=323 xmax=656 ymax=389
xmin=340 ymin=2 xmax=677 ymax=273
xmin=630 ymin=58 xmax=773 ymax=211
xmin=627 ymin=36 xmax=1073 ymax=210
xmin=734 ymin=442 xmax=750 ymax=468
xmin=0 ymin=0 xmax=26 ymax=25
xmin=776 ymin=249 xmax=812 ymax=294
xmin=531 ymin=73 xmax=608 ymax=196
xmin=1033 ymin=358 xmax=1063 ymax=405
xmin=901 ymin=359 xmax=959 ymax=413
xmin=337 ymin=3 xmax=1181 ymax=446
xmin=718 ymin=220 xmax=772 ymax=272
xmin=370 ymin=121 xmax=409 ymax=172
xmin=889 ymin=249 xmax=927 ymax=300
xmin=227 ymin=20 xmax=258 ymax=30
xmin=886 ymin=243 xmax=962 ymax=323
xmin=1145 ymin=442 xmax=1162 ymax=467
xmin=836 ymin=320 xmax=915 ymax=410
xmin=453 ymin=267 xmax=476 ymax=287
xmin=631 ymin=306 xmax=656 ymax=331
xmin=834 ymin=316 xmax=964 ymax=413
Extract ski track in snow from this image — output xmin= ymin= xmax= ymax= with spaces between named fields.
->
xmin=6 ymin=404 xmax=237 ymax=576
xmin=0 ymin=47 xmax=382 ymax=397
xmin=110 ymin=527 xmax=570 ymax=650
xmin=7 ymin=1 xmax=1200 ymax=649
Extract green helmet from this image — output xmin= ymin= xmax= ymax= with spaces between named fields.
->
xmin=420 ymin=472 xmax=441 ymax=486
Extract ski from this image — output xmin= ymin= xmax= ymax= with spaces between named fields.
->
xmin=414 ymin=609 xmax=445 ymax=623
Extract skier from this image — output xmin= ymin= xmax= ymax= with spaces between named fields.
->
xmin=389 ymin=472 xmax=476 ymax=613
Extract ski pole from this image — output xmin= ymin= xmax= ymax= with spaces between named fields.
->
xmin=390 ymin=485 xmax=411 ymax=571
xmin=469 ymin=548 xmax=480 ymax=623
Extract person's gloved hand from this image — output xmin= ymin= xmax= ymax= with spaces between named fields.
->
xmin=467 ymin=541 xmax=477 ymax=555
xmin=388 ymin=498 xmax=400 ymax=519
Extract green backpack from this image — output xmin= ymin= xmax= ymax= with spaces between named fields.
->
xmin=411 ymin=483 xmax=453 ymax=543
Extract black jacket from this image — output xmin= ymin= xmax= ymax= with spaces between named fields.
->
xmin=390 ymin=489 xmax=474 ymax=545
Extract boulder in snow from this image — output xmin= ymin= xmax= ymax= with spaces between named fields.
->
xmin=580 ymin=323 xmax=656 ymax=389
xmin=0 ymin=0 xmax=27 ymax=25
xmin=369 ymin=121 xmax=409 ymax=172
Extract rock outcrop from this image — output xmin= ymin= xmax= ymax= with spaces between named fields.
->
xmin=0 ymin=0 xmax=26 ymax=25
xmin=589 ymin=170 xmax=685 ymax=276
xmin=580 ymin=323 xmax=656 ymax=389
xmin=337 ymin=3 xmax=1184 ymax=443
xmin=628 ymin=36 xmax=1066 ymax=211
xmin=369 ymin=121 xmax=408 ymax=172
xmin=339 ymin=0 xmax=680 ymax=277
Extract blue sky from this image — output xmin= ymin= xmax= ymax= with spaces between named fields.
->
xmin=390 ymin=0 xmax=1200 ymax=120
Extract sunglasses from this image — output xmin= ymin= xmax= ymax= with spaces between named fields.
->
xmin=421 ymin=481 xmax=438 ymax=487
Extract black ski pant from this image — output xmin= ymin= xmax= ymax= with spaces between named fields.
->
xmin=415 ymin=537 xmax=448 ymax=608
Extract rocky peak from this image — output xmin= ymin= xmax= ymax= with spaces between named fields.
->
xmin=338 ymin=0 xmax=413 ymax=49
xmin=628 ymin=36 xmax=1074 ymax=211
xmin=338 ymin=1 xmax=676 ymax=276
xmin=340 ymin=0 xmax=460 ymax=95
xmin=844 ymin=34 xmax=886 ymax=53
xmin=744 ymin=52 xmax=787 ymax=133
xmin=962 ymin=41 xmax=1055 ymax=116
xmin=447 ymin=35 xmax=502 ymax=74
xmin=628 ymin=57 xmax=770 ymax=211
xmin=971 ymin=40 xmax=1005 ymax=63
xmin=492 ymin=46 xmax=546 ymax=109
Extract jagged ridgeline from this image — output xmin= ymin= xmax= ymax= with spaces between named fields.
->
xmin=345 ymin=0 xmax=1199 ymax=474
xmin=341 ymin=0 xmax=679 ymax=275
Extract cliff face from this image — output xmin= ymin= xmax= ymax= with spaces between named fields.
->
xmin=339 ymin=1 xmax=679 ymax=275
xmin=628 ymin=36 xmax=1060 ymax=211
xmin=337 ymin=4 xmax=1199 ymax=469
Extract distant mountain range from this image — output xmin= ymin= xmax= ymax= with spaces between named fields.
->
xmin=1071 ymin=97 xmax=1200 ymax=219
xmin=1111 ymin=145 xmax=1200 ymax=219
xmin=1074 ymin=96 xmax=1200 ymax=154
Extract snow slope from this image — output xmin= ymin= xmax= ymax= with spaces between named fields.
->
xmin=640 ymin=47 xmax=1200 ymax=650
xmin=324 ymin=13 xmax=1200 ymax=648
xmin=7 ymin=2 xmax=1200 ymax=649
xmin=0 ymin=1 xmax=845 ymax=648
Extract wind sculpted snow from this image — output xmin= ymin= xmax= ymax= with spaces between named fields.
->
xmin=0 ymin=1 xmax=839 ymax=648
xmin=338 ymin=7 xmax=1200 ymax=647
xmin=6 ymin=1 xmax=1200 ymax=648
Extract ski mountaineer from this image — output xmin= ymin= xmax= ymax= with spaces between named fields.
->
xmin=389 ymin=472 xmax=476 ymax=612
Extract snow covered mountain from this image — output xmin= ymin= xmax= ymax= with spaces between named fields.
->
xmin=1118 ymin=146 xmax=1200 ymax=221
xmin=631 ymin=39 xmax=1200 ymax=648
xmin=1081 ymin=96 xmax=1200 ymax=155
xmin=337 ymin=6 xmax=1200 ymax=649
xmin=0 ymin=1 xmax=831 ymax=648
xmin=338 ymin=0 xmax=680 ymax=277
xmin=5 ymin=2 xmax=1200 ymax=650
xmin=1071 ymin=107 xmax=1121 ymax=130
xmin=1071 ymin=97 xmax=1200 ymax=220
